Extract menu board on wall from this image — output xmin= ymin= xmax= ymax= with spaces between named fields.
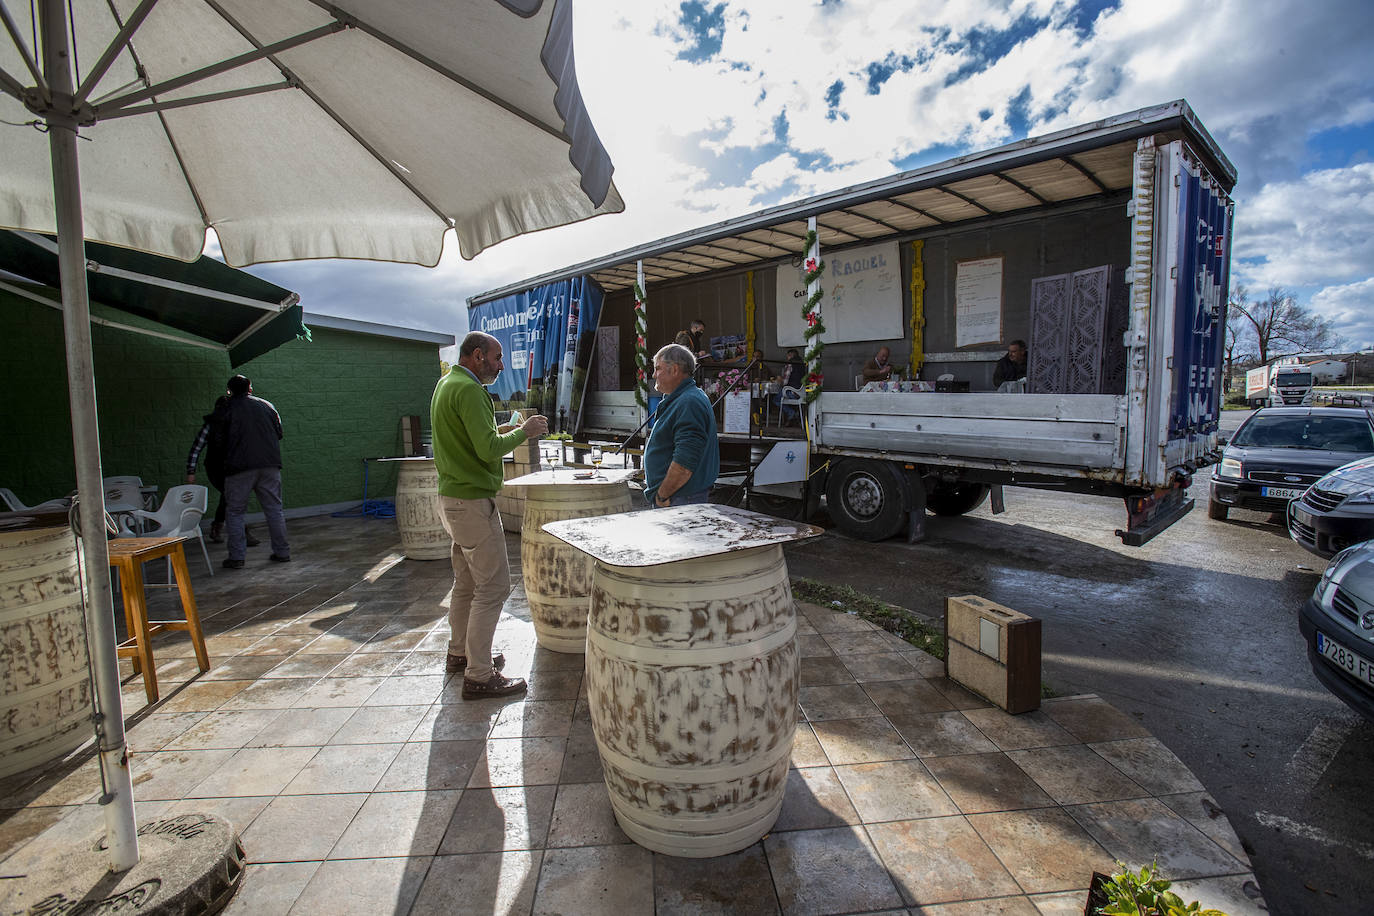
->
xmin=776 ymin=240 xmax=902 ymax=346
xmin=723 ymin=391 xmax=751 ymax=434
xmin=955 ymin=256 xmax=1003 ymax=348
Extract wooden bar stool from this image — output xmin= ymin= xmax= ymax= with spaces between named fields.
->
xmin=107 ymin=536 xmax=211 ymax=703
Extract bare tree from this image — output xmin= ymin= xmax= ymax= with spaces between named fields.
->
xmin=1230 ymin=285 xmax=1343 ymax=364
xmin=1224 ymin=287 xmax=1255 ymax=391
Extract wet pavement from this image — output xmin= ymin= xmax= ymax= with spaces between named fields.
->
xmin=785 ymin=408 xmax=1372 ymax=916
xmin=0 ymin=512 xmax=1265 ymax=914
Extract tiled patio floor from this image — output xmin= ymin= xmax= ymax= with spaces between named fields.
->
xmin=1 ymin=514 xmax=1266 ymax=914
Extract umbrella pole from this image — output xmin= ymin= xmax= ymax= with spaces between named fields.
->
xmin=41 ymin=0 xmax=140 ymax=871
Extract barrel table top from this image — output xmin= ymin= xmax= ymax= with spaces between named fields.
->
xmin=542 ymin=504 xmax=822 ymax=568
xmin=374 ymin=456 xmax=433 ymax=463
xmin=505 ymin=468 xmax=640 ymax=488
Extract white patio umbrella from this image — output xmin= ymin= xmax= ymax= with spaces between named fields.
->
xmin=1 ymin=0 xmax=621 ymax=870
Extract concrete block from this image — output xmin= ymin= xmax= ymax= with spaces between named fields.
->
xmin=945 ymin=594 xmax=1041 ymax=715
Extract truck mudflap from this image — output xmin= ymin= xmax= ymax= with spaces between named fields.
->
xmin=1116 ymin=477 xmax=1194 ymax=546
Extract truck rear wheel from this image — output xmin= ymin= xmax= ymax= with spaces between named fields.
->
xmin=825 ymin=459 xmax=908 ymax=541
xmin=926 ymin=482 xmax=991 ymax=516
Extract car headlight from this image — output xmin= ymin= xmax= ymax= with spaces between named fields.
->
xmin=1342 ymin=487 xmax=1374 ymax=506
xmin=1218 ymin=457 xmax=1242 ymax=479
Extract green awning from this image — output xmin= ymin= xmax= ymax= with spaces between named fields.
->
xmin=0 ymin=230 xmax=304 ymax=366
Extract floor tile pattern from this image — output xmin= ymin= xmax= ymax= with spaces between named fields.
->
xmin=0 ymin=516 xmax=1265 ymax=914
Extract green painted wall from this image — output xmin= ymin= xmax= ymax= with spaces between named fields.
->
xmin=1 ymin=288 xmax=442 ymax=513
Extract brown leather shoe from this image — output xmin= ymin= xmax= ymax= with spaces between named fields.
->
xmin=461 ymin=673 xmax=527 ymax=700
xmin=445 ymin=652 xmax=505 ymax=674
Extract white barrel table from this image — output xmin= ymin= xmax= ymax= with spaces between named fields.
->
xmin=1 ymin=524 xmax=92 ymax=778
xmin=379 ymin=457 xmax=450 ymax=560
xmin=505 ymin=468 xmax=638 ymax=653
xmin=543 ymin=505 xmax=822 ymax=858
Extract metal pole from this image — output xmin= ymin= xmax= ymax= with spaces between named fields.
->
xmin=40 ymin=0 xmax=140 ymax=870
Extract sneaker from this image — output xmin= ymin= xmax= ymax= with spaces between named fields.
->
xmin=461 ymin=673 xmax=527 ymax=700
xmin=269 ymin=553 xmax=291 ymax=563
xmin=222 ymin=558 xmax=244 ymax=569
xmin=445 ymin=652 xmax=505 ymax=674
xmin=208 ymin=522 xmax=223 ymax=543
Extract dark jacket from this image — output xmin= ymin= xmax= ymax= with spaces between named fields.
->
xmin=993 ymin=354 xmax=1027 ymax=387
xmin=215 ymin=394 xmax=284 ymax=476
xmin=643 ymin=377 xmax=719 ymax=503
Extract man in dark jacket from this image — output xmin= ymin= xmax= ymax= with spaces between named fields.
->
xmin=215 ymin=374 xmax=290 ymax=568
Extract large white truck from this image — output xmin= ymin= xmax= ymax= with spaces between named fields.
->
xmin=474 ymin=101 xmax=1235 ymax=546
xmin=1245 ymin=361 xmax=1314 ymax=408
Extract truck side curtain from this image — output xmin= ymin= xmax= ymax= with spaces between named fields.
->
xmin=1169 ymin=149 xmax=1233 ymax=439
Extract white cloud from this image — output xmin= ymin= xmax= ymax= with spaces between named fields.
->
xmin=246 ymin=0 xmax=1374 ymax=354
xmin=1233 ymin=163 xmax=1374 ymax=288
xmin=1310 ymin=279 xmax=1374 ymax=350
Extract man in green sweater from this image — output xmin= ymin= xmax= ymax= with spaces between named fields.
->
xmin=432 ymin=331 xmax=548 ymax=699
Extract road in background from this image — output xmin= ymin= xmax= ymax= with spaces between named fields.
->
xmin=784 ymin=408 xmax=1372 ymax=916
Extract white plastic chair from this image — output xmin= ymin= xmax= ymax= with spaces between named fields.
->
xmin=854 ymin=374 xmax=866 ymax=391
xmin=1 ymin=487 xmax=67 ymax=512
xmin=780 ymin=385 xmax=804 ymax=425
xmin=118 ymin=485 xmax=213 ymax=577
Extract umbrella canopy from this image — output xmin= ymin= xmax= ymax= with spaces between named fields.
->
xmin=0 ymin=0 xmax=623 ymax=266
xmin=0 ymin=229 xmax=304 ymax=366
xmin=0 ymin=0 xmax=622 ymax=872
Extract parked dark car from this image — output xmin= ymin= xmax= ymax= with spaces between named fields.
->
xmin=1208 ymin=407 xmax=1374 ymax=520
xmin=1299 ymin=541 xmax=1374 ymax=723
xmin=1289 ymin=454 xmax=1374 ymax=558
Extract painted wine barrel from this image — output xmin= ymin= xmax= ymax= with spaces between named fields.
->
xmin=521 ymin=480 xmax=632 ymax=653
xmin=0 ymin=526 xmax=92 ymax=779
xmin=394 ymin=459 xmax=450 ymax=560
xmin=584 ymin=544 xmax=798 ymax=857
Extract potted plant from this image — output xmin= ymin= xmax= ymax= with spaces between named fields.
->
xmin=1084 ymin=861 xmax=1227 ymax=916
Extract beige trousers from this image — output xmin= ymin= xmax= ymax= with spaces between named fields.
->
xmin=438 ymin=495 xmax=510 ymax=681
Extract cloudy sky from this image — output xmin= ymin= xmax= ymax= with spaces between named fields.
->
xmin=245 ymin=0 xmax=1374 ymax=354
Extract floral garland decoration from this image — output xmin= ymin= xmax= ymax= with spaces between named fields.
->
xmin=633 ymin=281 xmax=649 ymax=410
xmin=801 ymin=229 xmax=826 ymax=402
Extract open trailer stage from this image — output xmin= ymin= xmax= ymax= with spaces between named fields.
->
xmin=472 ymin=100 xmax=1236 ymax=546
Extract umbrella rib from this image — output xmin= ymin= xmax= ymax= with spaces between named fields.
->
xmin=198 ymin=0 xmax=452 ymax=224
xmin=0 ymin=1 xmax=47 ymax=101
xmin=0 ymin=63 xmax=30 ymax=104
xmin=305 ymin=0 xmax=573 ymax=144
xmin=70 ymin=0 xmax=158 ymax=108
xmin=91 ymin=20 xmax=344 ymax=116
xmin=96 ymin=80 xmax=292 ymax=120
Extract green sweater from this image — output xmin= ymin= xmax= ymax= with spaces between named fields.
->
xmin=430 ymin=366 xmax=528 ymax=499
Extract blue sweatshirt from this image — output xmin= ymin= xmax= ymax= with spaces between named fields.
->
xmin=643 ymin=377 xmax=719 ymax=502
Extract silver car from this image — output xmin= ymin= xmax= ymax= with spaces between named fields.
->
xmin=1299 ymin=541 xmax=1374 ymax=723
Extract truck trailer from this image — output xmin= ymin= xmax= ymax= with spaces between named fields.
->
xmin=471 ymin=100 xmax=1235 ymax=546
xmin=1245 ymin=361 xmax=1314 ymax=408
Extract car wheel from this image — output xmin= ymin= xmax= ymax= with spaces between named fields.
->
xmin=1207 ymin=498 xmax=1228 ymax=520
xmin=825 ymin=459 xmax=908 ymax=541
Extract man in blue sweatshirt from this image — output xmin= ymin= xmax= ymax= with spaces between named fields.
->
xmin=644 ymin=343 xmax=719 ymax=508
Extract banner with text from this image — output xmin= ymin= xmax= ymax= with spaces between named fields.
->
xmin=468 ymin=277 xmax=605 ymax=432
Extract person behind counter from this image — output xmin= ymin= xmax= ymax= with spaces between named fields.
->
xmin=862 ymin=346 xmax=895 ymax=382
xmin=644 ymin=343 xmax=719 ymax=508
xmin=687 ymin=319 xmax=709 ymax=359
xmin=993 ymin=339 xmax=1028 ymax=387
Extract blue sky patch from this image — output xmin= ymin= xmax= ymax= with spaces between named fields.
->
xmin=1065 ymin=0 xmax=1121 ymax=37
xmin=942 ymin=15 xmax=1049 ymax=87
xmin=865 ymin=53 xmax=918 ymax=95
xmin=1304 ymin=121 xmax=1374 ymax=171
xmin=676 ymin=1 xmax=727 ymax=62
xmin=825 ymin=80 xmax=848 ymax=122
